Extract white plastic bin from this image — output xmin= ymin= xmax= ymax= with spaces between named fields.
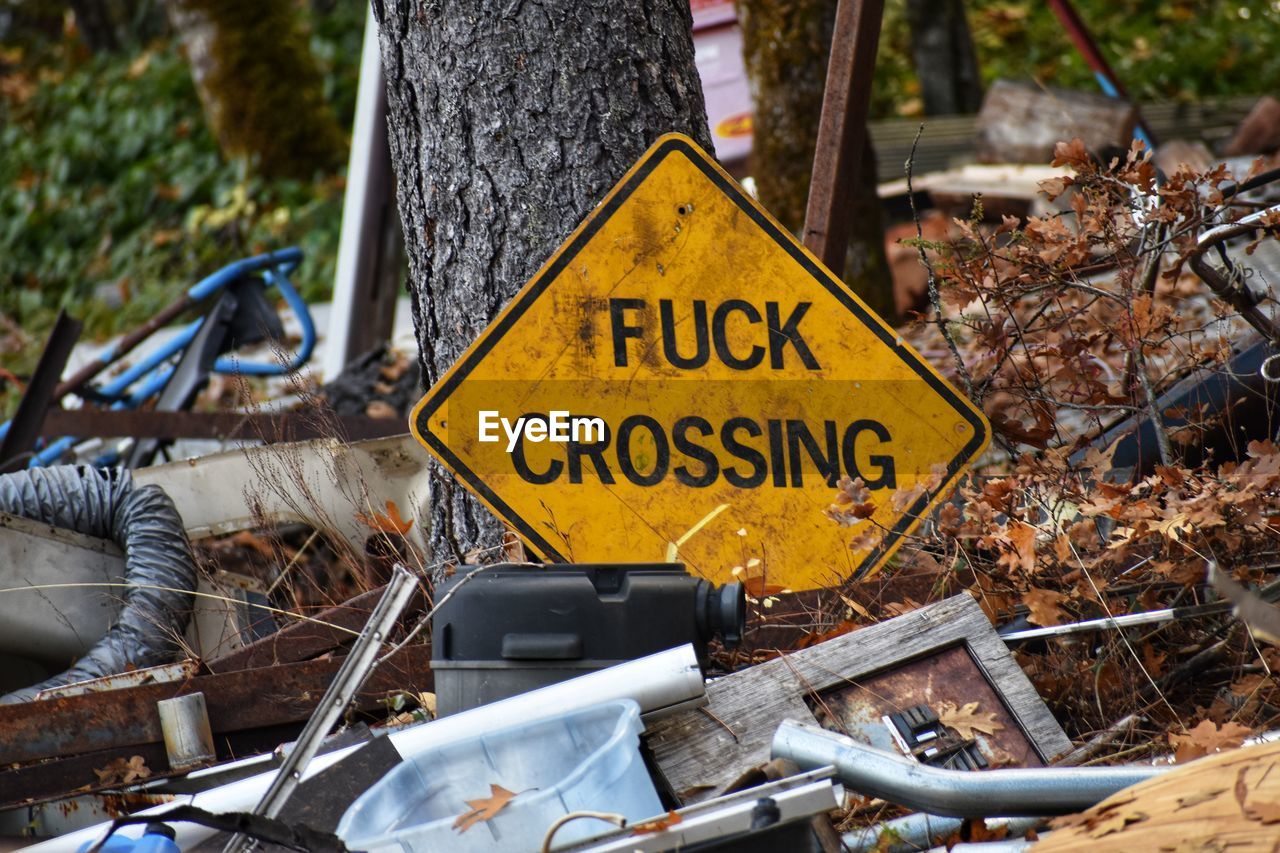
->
xmin=336 ymin=699 xmax=662 ymax=852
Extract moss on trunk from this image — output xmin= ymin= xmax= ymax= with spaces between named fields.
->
xmin=167 ymin=0 xmax=345 ymax=179
xmin=737 ymin=0 xmax=896 ymax=322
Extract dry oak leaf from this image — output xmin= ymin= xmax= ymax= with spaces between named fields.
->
xmin=94 ymin=755 xmax=151 ymax=786
xmin=1170 ymin=719 xmax=1252 ymax=764
xmin=1023 ymin=587 xmax=1067 ymax=627
xmin=937 ymin=700 xmax=1004 ymax=740
xmin=355 ymin=500 xmax=414 ymax=536
xmin=454 ymin=784 xmax=519 ymax=834
xmin=1000 ymin=521 xmax=1037 ymax=574
xmin=631 ymin=810 xmax=682 ymax=835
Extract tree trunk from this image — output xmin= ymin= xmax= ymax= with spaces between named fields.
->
xmin=166 ymin=0 xmax=345 ymax=179
xmin=905 ymin=0 xmax=982 ymax=116
xmin=69 ymin=0 xmax=119 ymax=52
xmin=376 ymin=0 xmax=712 ymax=568
xmin=737 ymin=0 xmax=896 ymax=322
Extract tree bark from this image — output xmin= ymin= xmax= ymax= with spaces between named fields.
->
xmin=737 ymin=0 xmax=896 ymax=322
xmin=166 ymin=0 xmax=345 ymax=179
xmin=376 ymin=0 xmax=712 ymax=568
xmin=905 ymin=0 xmax=982 ymax=116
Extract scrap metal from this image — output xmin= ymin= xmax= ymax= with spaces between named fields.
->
xmin=773 ymin=721 xmax=1164 ymax=817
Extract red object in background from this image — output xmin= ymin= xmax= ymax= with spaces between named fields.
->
xmin=691 ymin=0 xmax=753 ymax=173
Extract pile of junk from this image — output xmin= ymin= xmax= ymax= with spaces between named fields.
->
xmin=0 ymin=453 xmax=1244 ymax=853
xmin=2 ymin=251 xmax=1278 ymax=852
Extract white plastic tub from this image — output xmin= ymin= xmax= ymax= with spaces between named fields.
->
xmin=337 ymin=699 xmax=663 ymax=852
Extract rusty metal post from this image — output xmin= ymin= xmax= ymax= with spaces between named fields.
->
xmin=0 ymin=309 xmax=82 ymax=473
xmin=802 ymin=0 xmax=886 ymax=277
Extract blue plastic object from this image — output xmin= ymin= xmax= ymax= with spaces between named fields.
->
xmin=79 ymin=823 xmax=180 ymax=853
xmin=337 ymin=699 xmax=663 ymax=853
xmin=5 ymin=248 xmax=316 ymax=467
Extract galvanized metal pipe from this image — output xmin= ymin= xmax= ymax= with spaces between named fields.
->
xmin=773 ymin=721 xmax=1164 ymax=817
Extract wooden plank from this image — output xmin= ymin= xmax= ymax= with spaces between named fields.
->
xmin=1035 ymin=737 xmax=1280 ymax=852
xmin=868 ymin=95 xmax=1258 ymax=184
xmin=646 ymin=593 xmax=1071 ymax=802
xmin=207 ymin=586 xmax=387 ymax=673
xmin=0 ymin=644 xmax=431 ymax=766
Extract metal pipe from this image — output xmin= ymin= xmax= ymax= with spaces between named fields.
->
xmin=36 ymin=644 xmax=706 ymax=852
xmin=843 ymin=813 xmax=1045 ymax=853
xmin=772 ymin=721 xmax=1164 ymax=817
xmin=222 ymin=564 xmax=418 ymax=852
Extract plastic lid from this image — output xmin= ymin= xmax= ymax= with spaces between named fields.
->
xmin=144 ymin=823 xmax=176 ymax=841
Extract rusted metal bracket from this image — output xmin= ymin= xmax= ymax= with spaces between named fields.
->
xmin=0 ymin=309 xmax=82 ymax=473
xmin=0 ymin=644 xmax=431 ymax=799
xmin=39 ymin=409 xmax=406 ymax=444
xmin=803 ymin=0 xmax=885 ymax=277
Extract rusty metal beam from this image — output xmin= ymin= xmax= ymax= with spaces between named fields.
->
xmin=38 ymin=408 xmax=406 ymax=443
xmin=0 ymin=644 xmax=431 ymax=768
xmin=802 ymin=0 xmax=886 ymax=277
xmin=208 ymin=586 xmax=389 ymax=674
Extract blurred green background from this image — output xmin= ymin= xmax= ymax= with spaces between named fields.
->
xmin=1 ymin=0 xmax=1277 ymax=389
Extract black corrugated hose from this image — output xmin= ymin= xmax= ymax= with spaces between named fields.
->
xmin=0 ymin=465 xmax=196 ymax=703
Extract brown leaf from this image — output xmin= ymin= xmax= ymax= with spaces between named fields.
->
xmin=454 ymin=784 xmax=519 ymax=834
xmin=937 ymin=700 xmax=1004 ymax=740
xmin=1023 ymin=587 xmax=1066 ymax=627
xmin=1039 ymin=176 xmax=1074 ymax=201
xmin=1169 ymin=719 xmax=1252 ymax=763
xmin=631 ymin=810 xmax=682 ymax=835
xmin=93 ymin=755 xmax=151 ymax=786
xmin=1051 ymin=138 xmax=1090 ymax=169
xmin=1002 ymin=521 xmax=1038 ymax=574
xmin=356 ymin=500 xmax=414 ymax=536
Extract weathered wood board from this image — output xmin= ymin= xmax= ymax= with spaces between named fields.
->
xmin=647 ymin=593 xmax=1072 ymax=801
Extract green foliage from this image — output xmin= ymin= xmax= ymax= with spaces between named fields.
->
xmin=873 ymin=0 xmax=1280 ymax=118
xmin=0 ymin=0 xmax=363 ymax=380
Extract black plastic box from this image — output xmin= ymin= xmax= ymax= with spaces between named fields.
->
xmin=431 ymin=563 xmax=743 ymax=716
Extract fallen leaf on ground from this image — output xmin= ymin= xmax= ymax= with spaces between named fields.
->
xmin=631 ymin=810 xmax=682 ymax=835
xmin=1023 ymin=587 xmax=1066 ymax=627
xmin=94 ymin=755 xmax=151 ymax=785
xmin=454 ymin=784 xmax=518 ymax=833
xmin=1169 ymin=719 xmax=1251 ymax=763
xmin=938 ymin=700 xmax=1005 ymax=740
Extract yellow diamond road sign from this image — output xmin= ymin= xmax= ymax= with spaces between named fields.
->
xmin=411 ymin=134 xmax=989 ymax=590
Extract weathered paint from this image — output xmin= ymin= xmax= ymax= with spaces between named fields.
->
xmin=411 ymin=134 xmax=988 ymax=590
